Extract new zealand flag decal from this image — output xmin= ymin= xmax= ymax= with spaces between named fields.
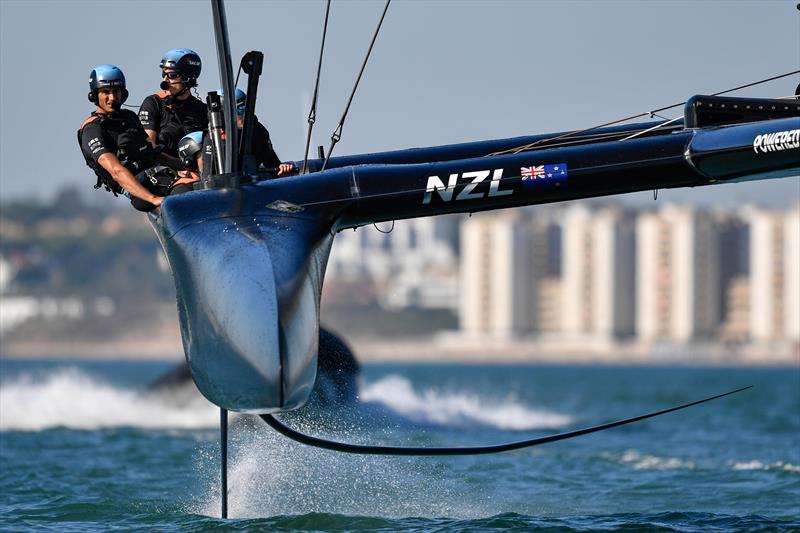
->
xmin=520 ymin=162 xmax=568 ymax=190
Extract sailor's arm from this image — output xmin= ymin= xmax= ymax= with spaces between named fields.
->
xmin=255 ymin=123 xmax=296 ymax=176
xmin=144 ymin=129 xmax=158 ymax=148
xmin=97 ymin=153 xmax=163 ymax=207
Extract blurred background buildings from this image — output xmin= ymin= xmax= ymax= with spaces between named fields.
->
xmin=322 ymin=201 xmax=800 ymax=360
xmin=1 ymin=193 xmax=798 ymax=362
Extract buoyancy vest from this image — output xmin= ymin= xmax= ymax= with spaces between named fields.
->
xmin=153 ymin=92 xmax=208 ymax=155
xmin=77 ymin=110 xmax=156 ymax=195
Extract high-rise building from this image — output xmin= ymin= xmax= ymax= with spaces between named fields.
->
xmin=560 ymin=205 xmax=635 ymax=342
xmin=460 ymin=211 xmax=534 ymax=338
xmin=636 ymin=205 xmax=720 ymax=342
xmin=720 ymin=276 xmax=751 ymax=342
xmin=717 ymin=213 xmax=750 ymax=342
xmin=459 ymin=209 xmax=559 ymax=339
xmin=747 ymin=204 xmax=800 ymax=342
xmin=785 ymin=205 xmax=800 ymax=342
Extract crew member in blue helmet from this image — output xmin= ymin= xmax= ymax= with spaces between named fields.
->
xmin=177 ymin=90 xmax=296 ymax=178
xmin=223 ymin=88 xmax=296 ymax=176
xmin=138 ymin=48 xmax=208 ymax=174
xmin=79 ymin=65 xmax=198 ymax=211
xmin=78 ymin=65 xmax=166 ymax=210
xmin=176 ymin=131 xmax=206 ymax=192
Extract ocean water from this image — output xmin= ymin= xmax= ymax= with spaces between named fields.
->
xmin=1 ymin=360 xmax=798 ymax=532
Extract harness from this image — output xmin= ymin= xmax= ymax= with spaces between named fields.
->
xmin=77 ymin=111 xmax=156 ymax=195
xmin=154 ymin=92 xmax=206 ymax=154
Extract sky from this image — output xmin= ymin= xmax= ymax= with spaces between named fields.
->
xmin=0 ymin=0 xmax=798 ymax=207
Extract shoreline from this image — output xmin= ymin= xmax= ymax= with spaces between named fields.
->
xmin=2 ymin=337 xmax=797 ymax=367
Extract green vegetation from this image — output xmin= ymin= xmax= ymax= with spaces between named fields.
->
xmin=1 ymin=188 xmax=171 ymax=301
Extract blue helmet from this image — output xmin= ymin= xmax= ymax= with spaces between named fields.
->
xmin=178 ymin=131 xmax=205 ymax=170
xmin=88 ymin=64 xmax=128 ymax=104
xmin=218 ymin=87 xmax=248 ymax=114
xmin=160 ymin=48 xmax=202 ymax=81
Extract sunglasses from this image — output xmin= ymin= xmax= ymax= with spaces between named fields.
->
xmin=162 ymin=71 xmax=184 ymax=80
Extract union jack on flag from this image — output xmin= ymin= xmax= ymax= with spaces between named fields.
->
xmin=521 ymin=165 xmax=545 ymax=180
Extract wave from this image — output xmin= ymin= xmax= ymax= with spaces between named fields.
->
xmin=1 ymin=369 xmax=573 ymax=432
xmin=0 ymin=367 xmax=218 ymax=431
xmin=731 ymin=460 xmax=800 ymax=473
xmin=359 ymin=375 xmax=572 ymax=430
xmin=193 ymin=512 xmax=800 ymax=533
xmin=602 ymin=449 xmax=697 ymax=470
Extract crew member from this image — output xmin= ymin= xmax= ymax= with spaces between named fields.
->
xmin=177 ymin=89 xmax=296 ymax=179
xmin=78 ymin=65 xmax=168 ymax=211
xmin=224 ymin=88 xmax=295 ymax=176
xmin=138 ymin=48 xmax=208 ymax=174
xmin=176 ymin=131 xmax=206 ymax=192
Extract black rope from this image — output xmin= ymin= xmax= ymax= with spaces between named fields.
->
xmin=321 ymin=0 xmax=391 ymax=171
xmin=303 ymin=0 xmax=332 ymax=175
xmin=260 ymin=386 xmax=750 ymax=456
xmin=373 ymin=220 xmax=395 ymax=233
xmin=489 ymin=69 xmax=800 ymax=156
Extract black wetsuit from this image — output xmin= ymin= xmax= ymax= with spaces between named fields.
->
xmin=138 ymin=91 xmax=208 ymax=156
xmin=198 ymin=119 xmax=283 ymax=177
xmin=249 ymin=119 xmax=281 ymax=169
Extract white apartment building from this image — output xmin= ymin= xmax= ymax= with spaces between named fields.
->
xmin=747 ymin=204 xmax=800 ymax=342
xmin=460 ymin=211 xmax=533 ymax=338
xmin=636 ymin=205 xmax=720 ymax=343
xmin=459 ymin=209 xmax=559 ymax=339
xmin=786 ymin=205 xmax=800 ymax=342
xmin=560 ymin=205 xmax=635 ymax=342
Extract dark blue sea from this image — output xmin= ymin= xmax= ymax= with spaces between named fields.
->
xmin=1 ymin=360 xmax=798 ymax=532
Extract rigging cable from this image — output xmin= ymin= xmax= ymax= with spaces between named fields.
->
xmin=302 ymin=0 xmax=332 ymax=175
xmin=321 ymin=0 xmax=391 ymax=172
xmin=373 ymin=220 xmax=395 ymax=233
xmin=246 ymin=73 xmax=796 ymax=213
xmin=260 ymin=386 xmax=750 ymax=456
xmin=619 ymin=115 xmax=683 ymax=141
xmin=488 ymin=69 xmax=800 ymax=156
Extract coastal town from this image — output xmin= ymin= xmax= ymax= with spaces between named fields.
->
xmin=1 ymin=188 xmax=797 ymax=364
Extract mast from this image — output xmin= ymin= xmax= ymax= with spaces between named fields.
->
xmin=210 ymin=0 xmax=236 ymax=518
xmin=211 ymin=0 xmax=238 ymax=176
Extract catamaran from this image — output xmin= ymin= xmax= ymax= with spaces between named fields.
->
xmin=146 ymin=0 xmax=799 ymax=517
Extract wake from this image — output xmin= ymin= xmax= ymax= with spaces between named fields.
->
xmin=0 ymin=368 xmax=573 ymax=432
xmin=360 ymin=374 xmax=573 ymax=430
xmin=0 ymin=367 xmax=217 ymax=430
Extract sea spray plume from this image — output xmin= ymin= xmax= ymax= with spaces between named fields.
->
xmin=188 ymin=413 xmax=494 ymax=519
xmin=0 ymin=367 xmax=217 ymax=431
